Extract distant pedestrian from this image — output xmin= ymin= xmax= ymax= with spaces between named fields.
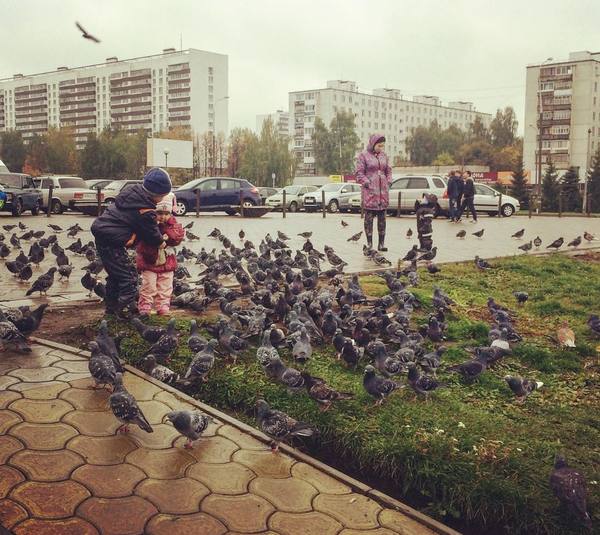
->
xmin=415 ymin=193 xmax=437 ymax=252
xmin=356 ymin=134 xmax=392 ymax=251
xmin=446 ymin=171 xmax=464 ymax=222
xmin=457 ymin=171 xmax=477 ymax=223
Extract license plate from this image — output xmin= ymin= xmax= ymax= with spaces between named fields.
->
xmin=304 ymin=198 xmax=314 ymax=203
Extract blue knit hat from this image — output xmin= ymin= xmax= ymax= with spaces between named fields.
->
xmin=143 ymin=167 xmax=172 ymax=195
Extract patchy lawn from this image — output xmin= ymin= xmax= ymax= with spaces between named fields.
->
xmin=104 ymin=253 xmax=599 ymax=535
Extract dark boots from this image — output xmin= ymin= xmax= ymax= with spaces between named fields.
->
xmin=366 ymin=235 xmax=373 ymax=250
xmin=377 ymin=234 xmax=387 ymax=252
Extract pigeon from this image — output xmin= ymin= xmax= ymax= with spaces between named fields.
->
xmin=187 ymin=320 xmax=208 ymax=353
xmin=6 ymin=260 xmax=24 ymax=276
xmin=511 ymin=228 xmax=525 ymax=239
xmin=406 ymin=228 xmax=413 ymax=239
xmin=447 ymin=356 xmax=487 ymax=382
xmin=426 ymin=261 xmax=441 ymax=274
xmin=182 ymin=340 xmax=219 ymax=383
xmin=0 ymin=313 xmax=31 ymax=353
xmin=504 ymin=375 xmax=543 ymax=403
xmin=533 ymin=236 xmax=542 ymax=248
xmin=407 ymin=363 xmax=443 ymax=398
xmin=109 ymin=373 xmax=153 ymax=434
xmin=417 ymin=247 xmax=437 ymax=262
xmin=164 ymin=410 xmax=213 ymax=449
xmin=0 ymin=243 xmax=10 ymax=259
xmin=341 ymin=338 xmax=363 ymax=368
xmin=75 ymin=21 xmax=101 ymax=43
xmin=25 ymin=267 xmax=57 ymax=296
xmin=186 ymin=231 xmax=200 ymax=241
xmin=292 ymin=326 xmax=312 ymax=363
xmin=10 ymin=234 xmax=21 ymax=249
xmin=264 ymin=356 xmax=305 ymax=391
xmin=11 ymin=303 xmax=48 ymax=336
xmin=80 ymin=272 xmax=97 ymax=297
xmin=142 ymin=355 xmax=180 ymax=385
xmin=418 ymin=347 xmax=446 ymax=377
xmin=55 ymin=251 xmax=70 ymax=267
xmin=48 ymin=224 xmax=63 ymax=232
xmin=238 ymin=229 xmax=245 ymax=240
xmin=88 ymin=341 xmax=118 ymax=390
xmin=347 ymin=231 xmax=362 ymax=243
xmin=583 ymin=231 xmax=596 ymax=242
xmin=18 ymin=222 xmax=27 ymax=230
xmin=549 ymin=455 xmax=592 ymax=531
xmin=277 ymin=231 xmax=290 ymax=241
xmin=513 ymin=291 xmax=529 ymax=305
xmin=297 ymin=232 xmax=312 ymax=239
xmin=341 ymin=220 xmax=348 ymax=228
xmin=256 ymin=329 xmax=279 ymax=367
xmin=587 ymin=314 xmax=600 ymax=337
xmin=557 ymin=321 xmax=575 ymax=348
xmin=256 ymin=399 xmax=315 ymax=451
xmin=567 ymin=236 xmax=581 ymax=248
xmin=2 ymin=224 xmax=17 ymax=231
xmin=362 ymin=365 xmax=403 ymax=405
xmin=472 ymin=229 xmax=485 ymax=238
xmin=474 ymin=256 xmax=492 ymax=270
xmin=372 ymin=342 xmax=404 ymax=377
xmin=95 ymin=320 xmax=124 ymax=372
xmin=300 ymin=372 xmax=354 ymax=411
xmin=147 ymin=319 xmax=179 ymax=362
xmin=17 ymin=264 xmax=33 ymax=283
xmin=183 ymin=221 xmax=194 ymax=230
xmin=546 ymin=237 xmax=564 ymax=250
xmin=456 ymin=230 xmax=466 ymax=239
xmin=403 ymin=245 xmax=418 ymax=262
xmin=57 ymin=264 xmax=74 ymax=281
xmin=518 ymin=241 xmax=532 ymax=253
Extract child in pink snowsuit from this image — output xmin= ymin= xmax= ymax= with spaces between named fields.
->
xmin=136 ymin=194 xmax=184 ymax=315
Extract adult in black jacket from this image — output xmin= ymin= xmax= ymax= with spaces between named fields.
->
xmin=91 ymin=168 xmax=171 ymax=317
xmin=456 ymin=171 xmax=477 ymax=222
xmin=446 ymin=171 xmax=463 ymax=222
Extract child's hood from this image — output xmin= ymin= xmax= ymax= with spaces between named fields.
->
xmin=115 ymin=184 xmax=157 ymax=210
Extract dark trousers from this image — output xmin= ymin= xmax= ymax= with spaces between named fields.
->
xmin=96 ymin=243 xmax=138 ymax=311
xmin=364 ymin=210 xmax=386 ymax=242
xmin=458 ymin=196 xmax=477 ymax=221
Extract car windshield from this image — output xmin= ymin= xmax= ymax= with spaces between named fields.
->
xmin=59 ymin=178 xmax=87 ymax=188
xmin=0 ymin=175 xmax=21 ymax=188
xmin=104 ymin=181 xmax=126 ymax=190
xmin=321 ymin=184 xmax=342 ymax=192
xmin=282 ymin=186 xmax=302 ymax=194
xmin=177 ymin=179 xmax=203 ymax=191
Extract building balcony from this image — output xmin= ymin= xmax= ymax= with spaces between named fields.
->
xmin=541 ymin=133 xmax=570 ymax=140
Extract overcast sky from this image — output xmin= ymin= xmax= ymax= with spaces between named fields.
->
xmin=2 ymin=0 xmax=600 ymax=136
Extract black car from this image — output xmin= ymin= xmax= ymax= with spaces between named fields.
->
xmin=173 ymin=177 xmax=262 ymax=216
xmin=0 ymin=173 xmax=43 ymax=216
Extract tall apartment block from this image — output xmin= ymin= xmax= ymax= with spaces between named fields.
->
xmin=0 ymin=48 xmax=228 ymax=148
xmin=524 ymin=51 xmax=600 ymax=184
xmin=289 ymin=80 xmax=491 ymax=175
xmin=256 ymin=109 xmax=289 ymax=137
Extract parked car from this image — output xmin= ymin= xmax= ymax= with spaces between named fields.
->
xmin=0 ymin=173 xmax=43 ymax=216
xmin=34 ymin=175 xmax=97 ymax=214
xmin=173 ymin=177 xmax=262 ymax=216
xmin=70 ymin=179 xmax=143 ymax=216
xmin=86 ymin=179 xmax=113 ymax=191
xmin=444 ymin=183 xmax=520 ymax=217
xmin=265 ymin=185 xmax=318 ymax=212
xmin=303 ymin=183 xmax=362 ymax=213
xmin=257 ymin=187 xmax=279 ymax=203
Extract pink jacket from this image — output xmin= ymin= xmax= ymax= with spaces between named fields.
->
xmin=136 ymin=216 xmax=184 ymax=273
xmin=355 ymin=133 xmax=392 ymax=210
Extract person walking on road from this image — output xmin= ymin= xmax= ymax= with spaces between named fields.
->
xmin=456 ymin=171 xmax=477 ymax=223
xmin=356 ymin=134 xmax=392 ymax=251
xmin=447 ymin=170 xmax=463 ymax=222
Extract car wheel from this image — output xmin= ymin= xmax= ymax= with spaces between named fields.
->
xmin=328 ymin=200 xmax=339 ymax=213
xmin=51 ymin=199 xmax=63 ymax=214
xmin=31 ymin=200 xmax=42 ymax=216
xmin=501 ymin=204 xmax=515 ymax=217
xmin=174 ymin=201 xmax=187 ymax=216
xmin=242 ymin=199 xmax=256 ymax=208
xmin=289 ymin=201 xmax=298 ymax=213
xmin=225 ymin=209 xmax=237 ymax=216
xmin=12 ymin=199 xmax=23 ymax=217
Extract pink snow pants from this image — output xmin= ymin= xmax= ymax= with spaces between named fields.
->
xmin=138 ymin=270 xmax=174 ymax=314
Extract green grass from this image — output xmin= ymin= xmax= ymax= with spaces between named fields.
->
xmin=109 ymin=253 xmax=600 ymax=535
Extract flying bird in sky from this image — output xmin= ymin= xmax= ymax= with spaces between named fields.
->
xmin=76 ymin=21 xmax=101 ymax=43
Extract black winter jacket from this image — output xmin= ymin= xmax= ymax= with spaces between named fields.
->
xmin=447 ymin=176 xmax=464 ymax=198
xmin=462 ymin=178 xmax=475 ymax=199
xmin=91 ymin=184 xmax=164 ymax=247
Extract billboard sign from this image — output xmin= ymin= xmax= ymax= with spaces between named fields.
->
xmin=146 ymin=138 xmax=193 ymax=169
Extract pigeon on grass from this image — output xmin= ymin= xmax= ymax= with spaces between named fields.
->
xmin=256 ymin=399 xmax=315 ymax=452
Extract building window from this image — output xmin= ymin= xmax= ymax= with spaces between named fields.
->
xmin=208 ymin=67 xmax=213 ymax=74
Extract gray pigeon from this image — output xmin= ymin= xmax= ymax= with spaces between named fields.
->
xmin=549 ymin=455 xmax=592 ymax=531
xmin=256 ymin=329 xmax=279 ymax=367
xmin=372 ymin=342 xmax=404 ymax=377
xmin=96 ymin=320 xmax=124 ymax=372
xmin=147 ymin=319 xmax=179 ymax=362
xmin=188 ymin=319 xmax=208 ymax=353
xmin=132 ymin=317 xmax=166 ymax=344
xmin=407 ymin=363 xmax=444 ymax=398
xmin=109 ymin=373 xmax=153 ymax=434
xmin=0 ymin=312 xmax=31 ymax=353
xmin=362 ymin=365 xmax=403 ymax=405
xmin=264 ymin=356 xmax=305 ymax=392
xmin=292 ymin=326 xmax=312 ymax=363
xmin=300 ymin=372 xmax=354 ymax=411
xmin=165 ymin=410 xmax=213 ymax=449
xmin=181 ymin=339 xmax=219 ymax=384
xmin=256 ymin=399 xmax=315 ymax=451
xmin=88 ymin=341 xmax=117 ymax=390
xmin=142 ymin=355 xmax=180 ymax=385
xmin=504 ymin=375 xmax=543 ymax=403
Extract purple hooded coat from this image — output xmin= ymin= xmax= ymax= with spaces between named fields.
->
xmin=355 ymin=133 xmax=392 ymax=211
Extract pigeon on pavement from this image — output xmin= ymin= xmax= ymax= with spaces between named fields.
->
xmin=88 ymin=341 xmax=118 ymax=390
xmin=25 ymin=267 xmax=57 ymax=296
xmin=165 ymin=410 xmax=213 ymax=449
xmin=511 ymin=228 xmax=525 ymax=239
xmin=0 ymin=311 xmax=31 ymax=353
xmin=518 ymin=241 xmax=532 ymax=253
xmin=456 ymin=230 xmax=466 ymax=239
xmin=533 ymin=236 xmax=542 ymax=248
xmin=472 ymin=229 xmax=485 ymax=238
xmin=567 ymin=236 xmax=581 ymax=248
xmin=546 ymin=237 xmax=564 ymax=250
xmin=109 ymin=373 xmax=153 ymax=434
xmin=142 ymin=355 xmax=180 ymax=385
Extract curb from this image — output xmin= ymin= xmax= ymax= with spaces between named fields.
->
xmin=31 ymin=336 xmax=462 ymax=535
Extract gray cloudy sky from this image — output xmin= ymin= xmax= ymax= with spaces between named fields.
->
xmin=2 ymin=0 xmax=599 ymax=135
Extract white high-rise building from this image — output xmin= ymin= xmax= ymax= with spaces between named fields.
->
xmin=524 ymin=51 xmax=600 ymax=186
xmin=289 ymin=80 xmax=491 ymax=176
xmin=256 ymin=110 xmax=289 ymax=137
xmin=0 ymin=48 xmax=228 ymax=148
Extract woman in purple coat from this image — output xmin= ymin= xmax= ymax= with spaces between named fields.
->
xmin=355 ymin=134 xmax=392 ymax=251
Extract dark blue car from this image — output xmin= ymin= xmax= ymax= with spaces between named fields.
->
xmin=173 ymin=177 xmax=261 ymax=216
xmin=0 ymin=173 xmax=43 ymax=216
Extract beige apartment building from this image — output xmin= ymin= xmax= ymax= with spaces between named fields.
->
xmin=256 ymin=109 xmax=289 ymax=137
xmin=0 ymin=48 xmax=228 ymax=148
xmin=524 ymin=51 xmax=600 ymax=185
xmin=289 ymin=80 xmax=491 ymax=176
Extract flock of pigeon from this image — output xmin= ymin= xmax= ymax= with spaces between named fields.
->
xmin=0 ymin=218 xmax=598 ymax=530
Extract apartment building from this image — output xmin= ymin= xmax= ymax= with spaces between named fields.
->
xmin=256 ymin=109 xmax=289 ymax=137
xmin=289 ymin=80 xmax=491 ymax=175
xmin=0 ymin=48 xmax=228 ymax=148
xmin=524 ymin=51 xmax=600 ymax=184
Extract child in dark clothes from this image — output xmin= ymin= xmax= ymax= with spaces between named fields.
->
xmin=91 ymin=167 xmax=172 ymax=318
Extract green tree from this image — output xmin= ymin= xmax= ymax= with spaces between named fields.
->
xmin=587 ymin=145 xmax=600 ymax=213
xmin=330 ymin=111 xmax=360 ymax=175
xmin=432 ymin=151 xmax=455 ymax=165
xmin=0 ymin=130 xmax=26 ymax=172
xmin=468 ymin=116 xmax=491 ymax=143
xmin=405 ymin=124 xmax=439 ymax=165
xmin=510 ymin=158 xmax=529 ymax=208
xmin=312 ymin=117 xmax=336 ymax=174
xmin=226 ymin=128 xmax=254 ymax=178
xmin=490 ymin=107 xmax=518 ymax=147
xmin=455 ymin=140 xmax=495 ymax=167
xmin=125 ymin=129 xmax=148 ymax=178
xmin=45 ymin=128 xmax=78 ymax=174
xmin=80 ymin=133 xmax=102 ymax=178
xmin=541 ymin=160 xmax=559 ymax=211
xmin=438 ymin=124 xmax=465 ymax=156
xmin=23 ymin=133 xmax=48 ymax=176
xmin=560 ymin=166 xmax=581 ymax=212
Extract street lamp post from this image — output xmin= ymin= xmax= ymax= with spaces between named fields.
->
xmin=163 ymin=148 xmax=170 ymax=169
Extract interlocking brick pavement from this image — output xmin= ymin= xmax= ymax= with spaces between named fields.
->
xmin=0 ymin=340 xmax=460 ymax=535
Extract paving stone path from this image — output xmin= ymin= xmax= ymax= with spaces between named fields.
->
xmin=0 ymin=340 xmax=458 ymax=535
